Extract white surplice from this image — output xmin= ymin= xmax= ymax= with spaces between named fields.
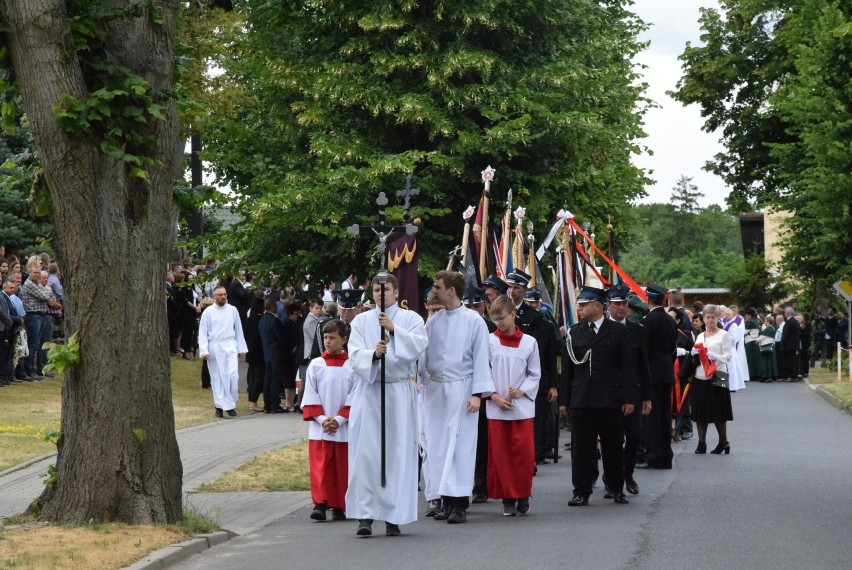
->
xmin=345 ymin=303 xmax=428 ymax=525
xmin=724 ymin=317 xmax=748 ymax=390
xmin=418 ymin=306 xmax=493 ymax=501
xmin=486 ymin=333 xmax=541 ymax=421
xmin=199 ymin=303 xmax=247 ymax=411
xmin=302 ymin=358 xmax=357 ymax=443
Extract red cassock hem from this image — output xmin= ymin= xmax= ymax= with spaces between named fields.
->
xmin=337 ymin=405 xmax=350 ymax=419
xmin=308 ymin=440 xmax=348 ymax=510
xmin=486 ymin=418 xmax=535 ymax=500
xmin=302 ymin=405 xmax=325 ymax=422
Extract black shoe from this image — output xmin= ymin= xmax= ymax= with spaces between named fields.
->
xmin=517 ymin=498 xmax=530 ymax=515
xmin=568 ymin=495 xmax=589 ymax=507
xmin=695 ymin=441 xmax=707 ymax=454
xmin=385 ymin=522 xmax=401 ymax=536
xmin=472 ymin=493 xmax=487 ymax=504
xmin=502 ymin=500 xmax=518 ymax=517
xmin=613 ymin=492 xmax=629 ymax=504
xmin=356 ymin=519 xmax=372 ymax=537
xmin=710 ymin=442 xmax=730 ymax=455
xmin=270 ymin=406 xmax=288 ymax=414
xmin=331 ymin=508 xmax=346 ymax=521
xmin=625 ymin=480 xmax=639 ymax=495
xmin=447 ymin=507 xmax=467 ymax=524
xmin=425 ymin=499 xmax=442 ymax=517
xmin=226 ymin=409 xmax=237 ymax=417
xmin=310 ymin=505 xmax=327 ymax=521
xmin=433 ymin=505 xmax=451 ymax=521
xmin=603 ymin=486 xmax=614 ymax=499
xmin=635 ymin=461 xmax=649 ymax=469
xmin=215 ymin=408 xmax=224 ymax=418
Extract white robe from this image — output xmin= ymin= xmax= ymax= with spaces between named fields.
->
xmin=302 ymin=358 xmax=357 ymax=442
xmin=345 ymin=303 xmax=428 ymax=525
xmin=724 ymin=317 xmax=748 ymax=390
xmin=486 ymin=333 xmax=541 ymax=421
xmin=418 ymin=306 xmax=493 ymax=501
xmin=199 ymin=303 xmax=247 ymax=411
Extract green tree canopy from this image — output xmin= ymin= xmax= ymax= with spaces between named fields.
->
xmin=672 ymin=0 xmax=852 ymax=284
xmin=202 ymin=0 xmax=652 ymax=284
xmin=620 ymin=201 xmax=743 ymax=288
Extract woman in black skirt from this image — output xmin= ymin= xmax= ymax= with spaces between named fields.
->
xmin=690 ymin=304 xmax=734 ymax=455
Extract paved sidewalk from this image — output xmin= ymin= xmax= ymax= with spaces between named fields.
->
xmin=0 ymin=411 xmax=310 ymax=522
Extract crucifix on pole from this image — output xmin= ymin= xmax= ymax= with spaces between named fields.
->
xmin=346 ymin=184 xmax=419 ymax=487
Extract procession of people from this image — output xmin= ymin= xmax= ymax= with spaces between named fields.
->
xmin=171 ymin=171 xmax=849 ymax=540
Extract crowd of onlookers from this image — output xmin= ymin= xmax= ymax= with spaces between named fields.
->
xmin=742 ymin=306 xmax=849 ymax=383
xmin=166 ymin=261 xmax=371 ymax=411
xmin=671 ymin=301 xmax=849 ymax=384
xmin=0 ymin=246 xmax=65 ymax=388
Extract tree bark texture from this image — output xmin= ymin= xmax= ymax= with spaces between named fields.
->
xmin=0 ymin=0 xmax=183 ymax=524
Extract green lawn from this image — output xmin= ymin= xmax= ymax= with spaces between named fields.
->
xmin=808 ymin=366 xmax=852 ymax=408
xmin=0 ymin=357 xmax=250 ymax=472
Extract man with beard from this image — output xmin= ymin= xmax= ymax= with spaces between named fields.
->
xmin=199 ymin=285 xmax=247 ymax=418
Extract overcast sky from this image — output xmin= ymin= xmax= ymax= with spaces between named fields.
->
xmin=630 ymin=0 xmax=727 ymax=208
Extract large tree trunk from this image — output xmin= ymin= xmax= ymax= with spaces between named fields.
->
xmin=0 ymin=1 xmax=183 ymax=523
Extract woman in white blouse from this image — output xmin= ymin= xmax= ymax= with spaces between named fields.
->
xmin=690 ymin=304 xmax=734 ymax=455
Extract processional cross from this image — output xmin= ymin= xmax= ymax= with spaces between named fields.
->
xmin=346 ymin=183 xmax=419 ymax=487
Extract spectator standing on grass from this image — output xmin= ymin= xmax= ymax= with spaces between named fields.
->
xmin=199 ymin=285 xmax=247 ymax=418
xmin=0 ymin=277 xmax=15 ymax=387
xmin=22 ymin=263 xmax=58 ymax=380
xmin=47 ymin=263 xmax=63 ymax=340
xmin=244 ymin=291 xmax=267 ymax=413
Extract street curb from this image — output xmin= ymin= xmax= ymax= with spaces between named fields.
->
xmin=121 ymin=495 xmax=312 ymax=570
xmin=0 ymin=453 xmax=56 ymax=479
xmin=0 ymin=414 xmax=265 ymax=479
xmin=804 ymin=379 xmax=852 ymax=416
xmin=123 ymin=530 xmax=237 ymax=570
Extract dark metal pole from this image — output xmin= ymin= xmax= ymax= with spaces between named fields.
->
xmin=378 ymin=271 xmax=388 ymax=487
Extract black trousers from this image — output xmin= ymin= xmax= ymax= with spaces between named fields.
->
xmin=473 ymin=405 xmax=488 ymax=495
xmin=645 ymin=383 xmax=673 ymax=468
xmin=570 ymin=408 xmax=624 ymax=497
xmin=622 ymin=410 xmax=642 ymax=481
xmin=246 ymin=361 xmax=265 ymax=403
xmin=262 ymin=360 xmax=282 ymax=410
xmin=0 ymin=334 xmax=12 ymax=381
xmin=534 ymin=389 xmax=555 ymax=460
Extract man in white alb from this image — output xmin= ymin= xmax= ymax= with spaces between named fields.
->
xmin=419 ymin=270 xmax=493 ymax=524
xmin=199 ymin=285 xmax=247 ymax=418
xmin=346 ymin=274 xmax=428 ymax=538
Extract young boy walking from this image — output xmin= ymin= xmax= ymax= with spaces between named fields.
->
xmin=485 ymin=296 xmax=541 ymax=516
xmin=302 ymin=320 xmax=357 ymax=521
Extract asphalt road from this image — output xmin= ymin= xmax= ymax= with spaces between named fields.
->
xmin=174 ymin=382 xmax=852 ymax=570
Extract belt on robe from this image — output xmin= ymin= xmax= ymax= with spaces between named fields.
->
xmin=429 ymin=374 xmax=472 ymax=383
xmin=385 ymin=376 xmax=413 ymax=384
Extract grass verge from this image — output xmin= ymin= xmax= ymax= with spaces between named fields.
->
xmin=0 ymin=501 xmax=219 ymax=569
xmin=0 ymin=357 xmax=253 ymax=472
xmin=808 ymin=366 xmax=852 ymax=408
xmin=195 ymin=440 xmax=310 ymax=493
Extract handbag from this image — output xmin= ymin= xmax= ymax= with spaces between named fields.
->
xmin=712 ymin=369 xmax=729 ymax=389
